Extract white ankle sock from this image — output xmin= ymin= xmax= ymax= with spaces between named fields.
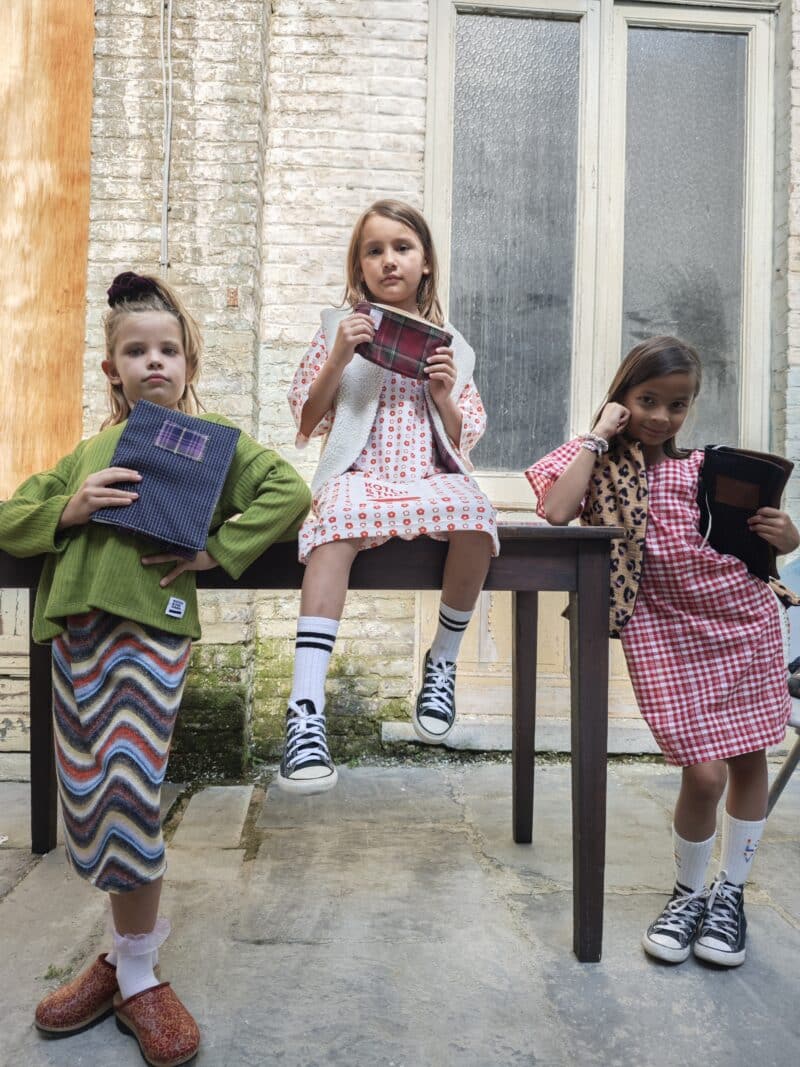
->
xmin=672 ymin=826 xmax=715 ymax=893
xmin=116 ymin=950 xmax=159 ymax=1001
xmin=113 ymin=917 xmax=170 ymax=1002
xmin=719 ymin=812 xmax=765 ymax=886
xmin=105 ymin=947 xmax=157 ymax=968
xmin=429 ymin=603 xmax=473 ymax=664
xmin=289 ymin=616 xmax=339 ymax=714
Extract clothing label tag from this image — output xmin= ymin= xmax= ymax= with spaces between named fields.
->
xmin=165 ymin=596 xmax=186 ymax=619
xmin=368 ymin=306 xmax=383 ymax=330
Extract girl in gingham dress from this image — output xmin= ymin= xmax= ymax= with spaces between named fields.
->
xmin=278 ymin=200 xmax=498 ymax=793
xmin=525 ymin=336 xmax=798 ymax=968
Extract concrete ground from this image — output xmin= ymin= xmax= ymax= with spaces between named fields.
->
xmin=0 ymin=758 xmax=798 ymax=1067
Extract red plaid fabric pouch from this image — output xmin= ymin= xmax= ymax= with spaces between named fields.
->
xmin=354 ymin=301 xmax=453 ymax=380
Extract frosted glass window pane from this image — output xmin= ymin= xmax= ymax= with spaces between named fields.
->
xmin=623 ymin=29 xmax=746 ymax=445
xmin=450 ymin=14 xmax=580 ymax=470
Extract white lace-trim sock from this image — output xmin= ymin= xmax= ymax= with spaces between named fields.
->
xmin=289 ymin=616 xmax=339 ymax=714
xmin=430 ymin=603 xmax=473 ymax=665
xmin=113 ymin=916 xmax=170 ymax=1002
xmin=719 ymin=812 xmax=765 ymax=886
xmin=672 ymin=826 xmax=715 ymax=893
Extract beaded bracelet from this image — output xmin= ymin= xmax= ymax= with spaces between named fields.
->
xmin=579 ymin=432 xmax=609 ymax=455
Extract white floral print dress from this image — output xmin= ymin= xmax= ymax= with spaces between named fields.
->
xmin=289 ymin=326 xmax=499 ymax=564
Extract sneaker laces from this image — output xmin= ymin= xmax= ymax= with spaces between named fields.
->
xmin=419 ymin=658 xmax=456 ymax=721
xmin=285 ymin=701 xmax=331 ymax=768
xmin=701 ymin=875 xmax=742 ymax=942
xmin=651 ymin=887 xmax=707 ymax=940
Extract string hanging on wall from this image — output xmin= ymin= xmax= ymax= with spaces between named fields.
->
xmin=159 ymin=0 xmax=174 ymax=274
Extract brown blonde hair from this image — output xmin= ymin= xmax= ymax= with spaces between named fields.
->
xmin=102 ymin=274 xmax=203 ymax=427
xmin=594 ymin=335 xmax=702 ymax=459
xmin=343 ymin=200 xmax=445 ymax=326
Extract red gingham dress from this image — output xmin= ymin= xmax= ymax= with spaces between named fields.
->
xmin=290 ymin=326 xmax=499 ymax=565
xmin=528 ymin=439 xmax=790 ymax=766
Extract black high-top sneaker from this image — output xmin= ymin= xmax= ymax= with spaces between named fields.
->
xmin=276 ymin=699 xmax=338 ymax=794
xmin=412 ymin=651 xmax=456 ymax=743
xmin=693 ymin=874 xmax=747 ymax=967
xmin=641 ymin=883 xmax=707 ymax=963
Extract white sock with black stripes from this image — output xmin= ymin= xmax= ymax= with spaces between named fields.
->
xmin=429 ymin=602 xmax=473 ymax=665
xmin=289 ymin=616 xmax=339 ymax=714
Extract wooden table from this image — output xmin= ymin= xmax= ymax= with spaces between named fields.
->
xmin=0 ymin=523 xmax=620 ymax=961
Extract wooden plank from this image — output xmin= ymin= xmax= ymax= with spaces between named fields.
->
xmin=0 ymin=721 xmax=31 ymax=752
xmin=0 ymin=1 xmax=93 ymax=497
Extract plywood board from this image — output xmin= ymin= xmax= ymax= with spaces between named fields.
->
xmin=0 ymin=1 xmax=93 ymax=496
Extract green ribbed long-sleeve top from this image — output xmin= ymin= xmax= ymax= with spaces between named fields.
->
xmin=0 ymin=415 xmax=311 ymax=642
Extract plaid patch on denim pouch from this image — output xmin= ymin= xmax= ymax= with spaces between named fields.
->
xmin=155 ymin=420 xmax=209 ymax=462
xmin=91 ymin=400 xmax=240 ymax=557
xmin=354 ymin=301 xmax=453 ymax=380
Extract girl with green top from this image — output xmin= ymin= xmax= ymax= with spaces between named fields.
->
xmin=0 ymin=272 xmax=310 ymax=1066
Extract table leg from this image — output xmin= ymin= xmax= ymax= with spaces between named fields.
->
xmin=512 ymin=591 xmax=538 ymax=844
xmin=569 ymin=544 xmax=610 ymax=962
xmin=29 ymin=590 xmax=57 ymax=855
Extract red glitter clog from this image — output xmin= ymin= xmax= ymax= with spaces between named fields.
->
xmin=35 ymin=953 xmax=118 ymax=1036
xmin=114 ymin=982 xmax=200 ymax=1067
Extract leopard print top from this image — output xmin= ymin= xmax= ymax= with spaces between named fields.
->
xmin=581 ymin=440 xmax=798 ymax=636
xmin=580 ymin=441 xmax=649 ymax=637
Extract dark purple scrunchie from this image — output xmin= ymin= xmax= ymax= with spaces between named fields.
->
xmin=106 ymin=271 xmax=160 ymax=307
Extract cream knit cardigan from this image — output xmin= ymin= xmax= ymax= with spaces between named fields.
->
xmin=301 ymin=307 xmax=478 ymax=496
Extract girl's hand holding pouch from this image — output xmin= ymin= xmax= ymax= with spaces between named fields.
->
xmin=331 ymin=312 xmax=375 ymax=367
xmin=425 ymin=346 xmax=457 ymax=405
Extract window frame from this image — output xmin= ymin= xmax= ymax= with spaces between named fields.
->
xmin=425 ymin=0 xmax=776 ymax=507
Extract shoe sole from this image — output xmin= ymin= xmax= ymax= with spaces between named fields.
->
xmin=641 ymin=934 xmax=691 ymax=964
xmin=412 ymin=714 xmax=454 ymax=745
xmin=275 ymin=766 xmax=339 ymax=794
xmin=116 ymin=1013 xmax=198 ymax=1067
xmin=693 ymin=942 xmax=746 ymax=967
xmin=35 ymin=1002 xmax=114 ymax=1037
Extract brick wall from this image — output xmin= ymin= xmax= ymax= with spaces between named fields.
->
xmin=773 ymin=0 xmax=790 ymax=458
xmin=788 ymin=0 xmax=800 ymax=522
xmin=80 ymin=0 xmax=432 ymax=764
xmin=250 ymin=1 xmax=431 ymax=751
xmin=84 ymin=0 xmax=275 ymax=771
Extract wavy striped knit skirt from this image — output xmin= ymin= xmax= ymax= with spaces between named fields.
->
xmin=52 ymin=610 xmax=191 ymax=893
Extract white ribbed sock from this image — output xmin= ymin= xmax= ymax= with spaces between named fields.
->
xmin=429 ymin=603 xmax=473 ymax=664
xmin=114 ymin=917 xmax=169 ymax=1002
xmin=116 ymin=951 xmax=159 ymax=1001
xmin=719 ymin=812 xmax=765 ymax=886
xmin=672 ymin=826 xmax=715 ymax=893
xmin=289 ymin=616 xmax=339 ymax=714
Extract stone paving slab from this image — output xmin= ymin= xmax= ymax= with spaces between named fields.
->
xmin=1 ymin=762 xmax=799 ymax=1067
xmin=236 ymin=823 xmax=490 ymax=947
xmin=257 ymin=765 xmax=463 ymax=830
xmin=171 ymin=784 xmax=252 ymax=849
xmin=1 ymin=850 xmax=108 ymax=1065
xmin=0 ymin=781 xmax=184 ymax=854
xmin=521 ymin=892 xmax=800 ymax=1067
xmin=0 ymin=848 xmax=36 ymax=898
xmin=455 ymin=762 xmax=676 ymax=892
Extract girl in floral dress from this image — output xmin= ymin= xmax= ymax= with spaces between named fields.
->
xmin=278 ymin=199 xmax=498 ymax=793
xmin=525 ymin=336 xmax=798 ymax=968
